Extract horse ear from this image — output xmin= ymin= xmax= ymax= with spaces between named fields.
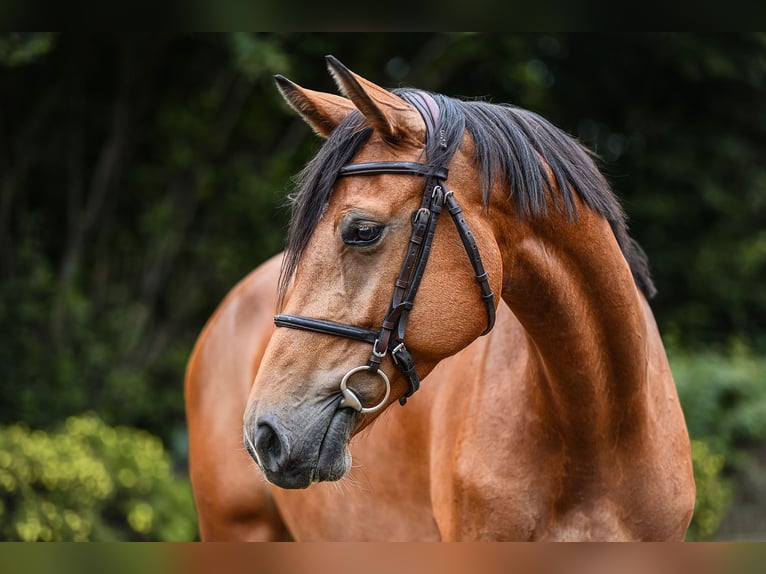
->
xmin=325 ymin=55 xmax=421 ymax=141
xmin=274 ymin=74 xmax=356 ymax=138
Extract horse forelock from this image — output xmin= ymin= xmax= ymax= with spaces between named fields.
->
xmin=278 ymin=89 xmax=655 ymax=307
xmin=277 ymin=112 xmax=373 ymax=307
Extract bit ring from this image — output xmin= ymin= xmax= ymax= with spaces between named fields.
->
xmin=339 ymin=366 xmax=391 ymax=414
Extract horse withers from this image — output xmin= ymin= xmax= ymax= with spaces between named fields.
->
xmin=185 ymin=56 xmax=695 ymax=541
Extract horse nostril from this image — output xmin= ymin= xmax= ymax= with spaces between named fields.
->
xmin=254 ymin=418 xmax=289 ymax=472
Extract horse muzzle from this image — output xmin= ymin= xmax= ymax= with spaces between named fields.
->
xmin=244 ymin=406 xmax=355 ymax=489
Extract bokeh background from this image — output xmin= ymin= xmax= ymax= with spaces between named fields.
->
xmin=0 ymin=32 xmax=764 ymax=541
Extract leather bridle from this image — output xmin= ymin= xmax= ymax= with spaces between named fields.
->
xmin=274 ymin=91 xmax=496 ymax=413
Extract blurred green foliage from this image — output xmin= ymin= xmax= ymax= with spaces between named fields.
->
xmin=670 ymin=343 xmax=766 ymax=539
xmin=0 ymin=33 xmax=764 ymax=540
xmin=687 ymin=440 xmax=732 ymax=541
xmin=672 ymin=342 xmax=766 ymax=462
xmin=0 ymin=414 xmax=196 ymax=541
xmin=0 ymin=33 xmax=54 ymax=67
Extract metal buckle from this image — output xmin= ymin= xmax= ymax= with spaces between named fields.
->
xmin=390 ymin=342 xmax=405 ymax=366
xmin=411 ymin=207 xmax=430 ymax=225
xmin=371 ymin=338 xmax=387 ymax=359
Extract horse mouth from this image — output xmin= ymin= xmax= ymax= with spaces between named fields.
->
xmin=310 ymin=407 xmax=355 ymax=484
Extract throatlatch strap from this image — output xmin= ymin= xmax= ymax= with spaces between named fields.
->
xmin=443 ymin=189 xmax=496 ymax=335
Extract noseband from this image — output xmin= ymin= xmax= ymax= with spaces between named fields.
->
xmin=274 ymin=92 xmax=496 ymax=413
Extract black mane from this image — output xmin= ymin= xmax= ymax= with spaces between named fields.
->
xmin=278 ymin=89 xmax=655 ymax=304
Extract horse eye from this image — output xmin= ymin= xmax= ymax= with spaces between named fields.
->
xmin=343 ymin=223 xmax=383 ymax=246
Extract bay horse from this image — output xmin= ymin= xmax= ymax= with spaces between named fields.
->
xmin=185 ymin=56 xmax=695 ymax=541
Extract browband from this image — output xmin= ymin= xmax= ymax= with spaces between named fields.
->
xmin=339 ymin=162 xmax=448 ymax=180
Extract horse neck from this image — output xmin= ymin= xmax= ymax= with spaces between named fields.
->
xmin=493 ymin=200 xmax=651 ymax=453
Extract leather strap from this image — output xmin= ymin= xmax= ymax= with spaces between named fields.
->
xmin=392 ymin=184 xmax=444 ymax=342
xmin=274 ymin=314 xmax=377 ymax=344
xmin=444 ymin=189 xmax=496 ymax=335
xmin=339 ymin=162 xmax=448 ymax=180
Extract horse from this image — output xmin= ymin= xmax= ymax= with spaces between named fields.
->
xmin=185 ymin=56 xmax=696 ymax=541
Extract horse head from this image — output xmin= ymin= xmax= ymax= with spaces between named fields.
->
xmin=243 ymin=56 xmax=502 ymax=489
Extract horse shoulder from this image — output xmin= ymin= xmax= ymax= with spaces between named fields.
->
xmin=185 ymin=253 xmax=290 ymax=540
xmin=427 ymin=303 xmax=553 ymax=540
xmin=427 ymin=299 xmax=694 ymax=541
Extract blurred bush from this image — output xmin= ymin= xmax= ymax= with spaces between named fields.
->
xmin=0 ymin=414 xmax=197 ymax=541
xmin=687 ymin=440 xmax=732 ymax=541
xmin=670 ymin=342 xmax=766 ymax=540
